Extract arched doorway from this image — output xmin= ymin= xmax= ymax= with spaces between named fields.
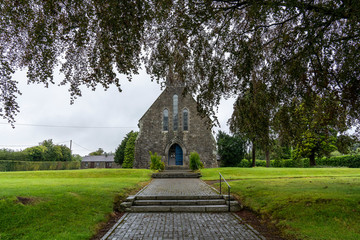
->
xmin=168 ymin=144 xmax=183 ymax=166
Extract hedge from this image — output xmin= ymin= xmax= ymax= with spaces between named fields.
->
xmin=0 ymin=161 xmax=80 ymax=172
xmin=238 ymin=154 xmax=360 ymax=168
xmin=316 ymin=155 xmax=360 ymax=168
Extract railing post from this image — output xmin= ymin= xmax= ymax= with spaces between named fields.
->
xmin=228 ymin=186 xmax=231 ymax=212
xmin=219 ymin=173 xmax=222 ymax=195
xmin=219 ymin=172 xmax=232 ymax=212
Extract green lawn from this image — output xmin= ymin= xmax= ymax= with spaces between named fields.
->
xmin=201 ymin=168 xmax=360 ymax=240
xmin=0 ymin=169 xmax=152 ymax=240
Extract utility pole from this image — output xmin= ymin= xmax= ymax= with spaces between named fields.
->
xmin=70 ymin=140 xmax=72 ymax=153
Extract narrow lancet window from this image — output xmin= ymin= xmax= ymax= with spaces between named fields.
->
xmin=163 ymin=109 xmax=169 ymax=131
xmin=173 ymin=95 xmax=178 ymax=131
xmin=183 ymin=109 xmax=189 ymax=131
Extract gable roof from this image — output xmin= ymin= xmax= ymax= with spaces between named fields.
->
xmin=81 ymin=155 xmax=115 ymax=162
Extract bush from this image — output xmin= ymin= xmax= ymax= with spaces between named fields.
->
xmin=189 ymin=152 xmax=203 ymax=171
xmin=149 ymin=151 xmax=165 ymax=170
xmin=238 ymin=160 xmax=251 ymax=167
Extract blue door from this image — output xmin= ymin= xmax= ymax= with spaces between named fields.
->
xmin=175 ymin=144 xmax=183 ymax=165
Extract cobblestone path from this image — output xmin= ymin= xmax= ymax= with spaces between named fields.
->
xmin=102 ymin=179 xmax=266 ymax=240
xmin=105 ymin=212 xmax=264 ymax=240
xmin=137 ymin=179 xmax=217 ymax=196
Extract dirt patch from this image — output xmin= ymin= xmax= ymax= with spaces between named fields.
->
xmin=16 ymin=196 xmax=39 ymax=205
xmin=236 ymin=209 xmax=287 ymax=240
xmin=68 ymin=192 xmax=80 ymax=198
xmin=90 ymin=211 xmax=124 ymax=240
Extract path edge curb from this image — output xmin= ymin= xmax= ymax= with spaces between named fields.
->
xmin=101 ymin=213 xmax=129 ymax=240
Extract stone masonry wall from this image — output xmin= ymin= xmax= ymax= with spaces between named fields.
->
xmin=134 ymin=86 xmax=218 ymax=169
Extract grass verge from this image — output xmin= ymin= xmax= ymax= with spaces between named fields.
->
xmin=0 ymin=169 xmax=152 ymax=240
xmin=201 ymin=167 xmax=360 ymax=240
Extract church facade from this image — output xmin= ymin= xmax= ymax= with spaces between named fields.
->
xmin=133 ymin=83 xmax=218 ymax=169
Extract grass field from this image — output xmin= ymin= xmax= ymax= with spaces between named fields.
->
xmin=0 ymin=169 xmax=152 ymax=240
xmin=201 ymin=168 xmax=360 ymax=240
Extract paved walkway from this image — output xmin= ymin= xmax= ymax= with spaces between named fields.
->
xmin=102 ymin=178 xmax=266 ymax=240
xmin=137 ymin=179 xmax=217 ymax=196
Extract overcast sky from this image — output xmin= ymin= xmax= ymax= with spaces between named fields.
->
xmin=1 ymin=69 xmax=235 ymax=156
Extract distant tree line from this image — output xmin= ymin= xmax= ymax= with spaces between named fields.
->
xmin=217 ymin=130 xmax=360 ymax=167
xmin=0 ymin=139 xmax=78 ymax=162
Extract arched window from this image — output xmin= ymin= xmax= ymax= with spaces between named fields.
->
xmin=163 ymin=109 xmax=169 ymax=131
xmin=173 ymin=95 xmax=178 ymax=131
xmin=183 ymin=109 xmax=189 ymax=131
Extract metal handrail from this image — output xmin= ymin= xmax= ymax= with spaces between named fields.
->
xmin=219 ymin=172 xmax=231 ymax=212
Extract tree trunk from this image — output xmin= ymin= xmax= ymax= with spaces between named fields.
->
xmin=252 ymin=143 xmax=256 ymax=167
xmin=265 ymin=150 xmax=270 ymax=168
xmin=309 ymin=152 xmax=316 ymax=167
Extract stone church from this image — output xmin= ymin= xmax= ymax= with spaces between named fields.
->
xmin=133 ymin=77 xmax=218 ymax=169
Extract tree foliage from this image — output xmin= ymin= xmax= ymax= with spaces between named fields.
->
xmin=25 ymin=145 xmax=48 ymax=161
xmin=0 ymin=149 xmax=27 ymax=161
xmin=216 ymin=131 xmax=246 ymax=167
xmin=336 ymin=134 xmax=358 ymax=155
xmin=89 ymin=148 xmax=105 ymax=156
xmin=1 ymin=140 xmax=72 ymax=162
xmin=277 ymin=97 xmax=343 ymax=166
xmin=1 ymin=0 xmax=150 ymax=124
xmin=1 ymin=0 xmax=359 ymax=165
xmin=122 ymin=131 xmax=138 ymax=168
xmin=145 ymin=0 xmax=360 ymax=132
xmin=114 ymin=131 xmax=134 ymax=165
xmin=1 ymin=0 xmax=359 ymax=132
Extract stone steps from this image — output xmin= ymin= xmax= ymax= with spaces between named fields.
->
xmin=135 ymin=195 xmax=224 ymax=200
xmin=151 ymin=170 xmax=201 ymax=178
xmin=130 ymin=205 xmax=230 ymax=212
xmin=134 ymin=199 xmax=226 ymax=206
xmin=121 ymin=194 xmax=241 ymax=212
xmin=165 ymin=166 xmax=189 ymax=171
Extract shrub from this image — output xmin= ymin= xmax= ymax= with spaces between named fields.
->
xmin=273 ymin=159 xmax=283 ymax=167
xmin=238 ymin=159 xmax=251 ymax=167
xmin=189 ymin=152 xmax=203 ymax=171
xmin=149 ymin=151 xmax=165 ymax=171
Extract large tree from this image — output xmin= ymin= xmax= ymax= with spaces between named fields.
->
xmin=229 ymin=76 xmax=274 ymax=167
xmin=1 ymin=0 xmax=359 ymax=138
xmin=274 ymin=94 xmax=347 ymax=166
